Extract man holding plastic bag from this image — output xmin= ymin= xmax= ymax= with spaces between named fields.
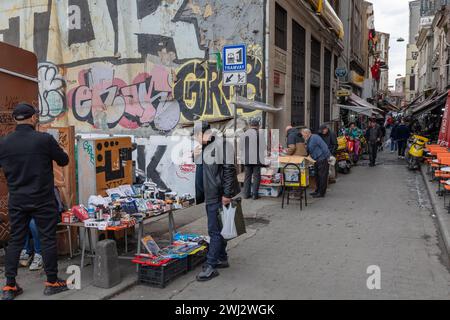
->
xmin=193 ymin=121 xmax=241 ymax=282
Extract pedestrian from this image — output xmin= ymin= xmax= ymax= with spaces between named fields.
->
xmin=240 ymin=119 xmax=266 ymax=200
xmin=390 ymin=121 xmax=399 ymax=153
xmin=285 ymin=125 xmax=307 ymax=156
xmin=194 ymin=121 xmax=240 ymax=282
xmin=365 ymin=119 xmax=383 ymax=167
xmin=318 ymin=124 xmax=338 ymax=156
xmin=378 ymin=121 xmax=386 ymax=152
xmin=396 ymin=119 xmax=411 ymax=159
xmin=1 ymin=103 xmax=70 ymax=300
xmin=301 ymin=128 xmax=331 ymax=198
xmin=19 ymin=219 xmax=43 ymax=271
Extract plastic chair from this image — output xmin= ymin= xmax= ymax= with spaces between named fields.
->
xmin=281 ymin=163 xmax=307 ymax=211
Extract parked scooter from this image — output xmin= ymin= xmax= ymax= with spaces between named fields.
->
xmin=336 ymin=136 xmax=352 ymax=174
xmin=346 ymin=136 xmax=362 ymax=164
xmin=407 ymin=135 xmax=429 ymax=170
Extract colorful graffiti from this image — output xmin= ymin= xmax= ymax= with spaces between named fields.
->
xmin=68 ymin=65 xmax=180 ymax=132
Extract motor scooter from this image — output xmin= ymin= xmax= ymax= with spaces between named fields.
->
xmin=337 ymin=136 xmax=352 ymax=174
xmin=407 ymin=135 xmax=429 ymax=170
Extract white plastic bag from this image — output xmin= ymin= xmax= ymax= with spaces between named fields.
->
xmin=220 ymin=205 xmax=238 ymax=240
xmin=384 ymin=138 xmax=391 ymax=149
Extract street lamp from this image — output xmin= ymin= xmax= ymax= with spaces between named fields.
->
xmin=396 ymin=37 xmax=405 ymax=42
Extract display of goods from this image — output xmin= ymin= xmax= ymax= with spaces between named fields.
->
xmin=61 ymin=212 xmax=76 ymax=224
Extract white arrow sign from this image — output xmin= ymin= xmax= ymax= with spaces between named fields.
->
xmin=223 ymin=71 xmax=247 ymax=87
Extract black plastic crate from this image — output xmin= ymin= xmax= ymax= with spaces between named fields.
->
xmin=137 ymin=257 xmax=188 ymax=288
xmin=187 ymin=248 xmax=208 ymax=271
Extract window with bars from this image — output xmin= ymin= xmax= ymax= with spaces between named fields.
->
xmin=275 ymin=3 xmax=287 ymax=51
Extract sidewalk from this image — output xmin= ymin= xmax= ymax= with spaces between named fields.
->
xmin=420 ymin=165 xmax=450 ymax=260
xmin=0 ymin=197 xmax=279 ymax=300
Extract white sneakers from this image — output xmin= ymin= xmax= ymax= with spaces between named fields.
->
xmin=19 ymin=250 xmax=43 ymax=271
xmin=19 ymin=250 xmax=31 ymax=267
xmin=29 ymin=254 xmax=43 ymax=271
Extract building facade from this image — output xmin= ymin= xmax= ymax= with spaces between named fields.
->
xmin=410 ymin=1 xmax=422 ymax=44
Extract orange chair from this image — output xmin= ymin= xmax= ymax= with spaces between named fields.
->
xmin=436 ymin=158 xmax=450 ymax=195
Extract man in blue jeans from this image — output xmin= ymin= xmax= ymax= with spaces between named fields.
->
xmin=19 ymin=219 xmax=43 ymax=271
xmin=193 ymin=121 xmax=240 ymax=281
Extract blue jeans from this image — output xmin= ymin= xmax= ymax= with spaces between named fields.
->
xmin=390 ymin=140 xmax=398 ymax=152
xmin=206 ymin=202 xmax=227 ymax=268
xmin=23 ymin=219 xmax=41 ymax=255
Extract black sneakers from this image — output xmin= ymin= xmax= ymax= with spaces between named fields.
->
xmin=2 ymin=284 xmax=23 ymax=300
xmin=44 ymin=279 xmax=69 ymax=296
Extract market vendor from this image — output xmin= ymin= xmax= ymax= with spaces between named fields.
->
xmin=0 ymin=103 xmax=69 ymax=300
xmin=193 ymin=121 xmax=240 ymax=282
xmin=285 ymin=125 xmax=307 ymax=156
xmin=301 ymin=128 xmax=331 ymax=199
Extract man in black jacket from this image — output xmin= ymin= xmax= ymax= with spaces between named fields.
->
xmin=194 ymin=121 xmax=240 ymax=281
xmin=0 ymin=103 xmax=69 ymax=300
xmin=365 ymin=119 xmax=383 ymax=167
xmin=318 ymin=124 xmax=338 ymax=156
xmin=240 ymin=119 xmax=266 ymax=200
xmin=396 ymin=119 xmax=411 ymax=159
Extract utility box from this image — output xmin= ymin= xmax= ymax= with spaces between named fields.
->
xmin=77 ymin=136 xmax=133 ymax=206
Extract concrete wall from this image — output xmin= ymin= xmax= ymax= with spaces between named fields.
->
xmin=410 ymin=0 xmax=421 ymax=44
xmin=0 ymin=0 xmax=265 ymax=135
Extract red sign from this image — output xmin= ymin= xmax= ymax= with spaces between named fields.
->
xmin=438 ymin=90 xmax=450 ymax=147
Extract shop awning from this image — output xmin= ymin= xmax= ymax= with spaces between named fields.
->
xmin=349 ymin=94 xmax=384 ymax=112
xmin=412 ymin=91 xmax=448 ymax=116
xmin=337 ymin=104 xmax=379 ymax=117
xmin=233 ymin=96 xmax=283 ymax=113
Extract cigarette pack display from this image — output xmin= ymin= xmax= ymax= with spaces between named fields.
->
xmin=71 ymin=205 xmax=89 ymax=221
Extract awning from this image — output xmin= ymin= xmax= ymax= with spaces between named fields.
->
xmin=337 ymin=104 xmax=379 ymax=117
xmin=412 ymin=91 xmax=448 ymax=116
xmin=349 ymin=93 xmax=384 ymax=112
xmin=234 ymin=96 xmax=283 ymax=113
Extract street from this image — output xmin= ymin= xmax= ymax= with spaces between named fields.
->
xmin=114 ymin=151 xmax=450 ymax=300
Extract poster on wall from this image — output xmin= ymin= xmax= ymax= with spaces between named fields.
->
xmin=135 ymin=136 xmax=196 ymax=197
xmin=0 ymin=42 xmax=39 ymax=243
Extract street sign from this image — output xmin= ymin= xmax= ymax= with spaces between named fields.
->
xmin=335 ymin=67 xmax=348 ymax=79
xmin=223 ymin=44 xmax=247 ymax=72
xmin=223 ymin=71 xmax=247 ymax=87
xmin=336 ymin=89 xmax=351 ymax=97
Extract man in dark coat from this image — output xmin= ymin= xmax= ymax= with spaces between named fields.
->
xmin=396 ymin=119 xmax=411 ymax=159
xmin=240 ymin=119 xmax=266 ymax=200
xmin=318 ymin=124 xmax=338 ymax=156
xmin=193 ymin=121 xmax=240 ymax=282
xmin=0 ymin=103 xmax=69 ymax=300
xmin=365 ymin=119 xmax=383 ymax=167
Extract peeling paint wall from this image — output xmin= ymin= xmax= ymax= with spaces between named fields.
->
xmin=0 ymin=0 xmax=265 ymax=134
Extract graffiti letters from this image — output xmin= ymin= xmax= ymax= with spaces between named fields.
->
xmin=174 ymin=56 xmax=263 ymax=121
xmin=38 ymin=63 xmax=66 ymax=123
xmin=69 ymin=65 xmax=180 ymax=131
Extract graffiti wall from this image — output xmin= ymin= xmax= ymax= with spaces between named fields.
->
xmin=0 ymin=0 xmax=266 ymax=133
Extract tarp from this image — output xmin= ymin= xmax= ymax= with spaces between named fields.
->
xmin=412 ymin=91 xmax=448 ymax=116
xmin=349 ymin=93 xmax=384 ymax=112
xmin=336 ymin=104 xmax=377 ymax=117
xmin=438 ymin=91 xmax=450 ymax=147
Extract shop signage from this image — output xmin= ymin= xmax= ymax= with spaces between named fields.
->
xmin=274 ymin=48 xmax=287 ymax=73
xmin=336 ymin=89 xmax=351 ymax=97
xmin=335 ymin=67 xmax=347 ymax=79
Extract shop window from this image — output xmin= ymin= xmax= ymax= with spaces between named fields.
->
xmin=275 ymin=3 xmax=287 ymax=51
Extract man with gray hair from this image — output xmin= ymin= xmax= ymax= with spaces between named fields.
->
xmin=240 ymin=118 xmax=266 ymax=200
xmin=301 ymin=128 xmax=331 ymax=198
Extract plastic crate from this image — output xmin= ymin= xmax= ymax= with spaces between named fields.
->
xmin=137 ymin=257 xmax=188 ymax=288
xmin=187 ymin=248 xmax=208 ymax=271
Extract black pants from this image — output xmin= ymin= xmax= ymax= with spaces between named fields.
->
xmin=315 ymin=159 xmax=329 ymax=196
xmin=5 ymin=200 xmax=59 ymax=285
xmin=243 ymin=165 xmax=261 ymax=198
xmin=368 ymin=142 xmax=378 ymax=166
xmin=397 ymin=140 xmax=407 ymax=157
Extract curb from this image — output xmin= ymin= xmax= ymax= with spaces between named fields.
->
xmin=420 ymin=165 xmax=450 ymax=259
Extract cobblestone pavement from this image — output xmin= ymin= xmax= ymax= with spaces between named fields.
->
xmin=114 ymin=151 xmax=450 ymax=300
